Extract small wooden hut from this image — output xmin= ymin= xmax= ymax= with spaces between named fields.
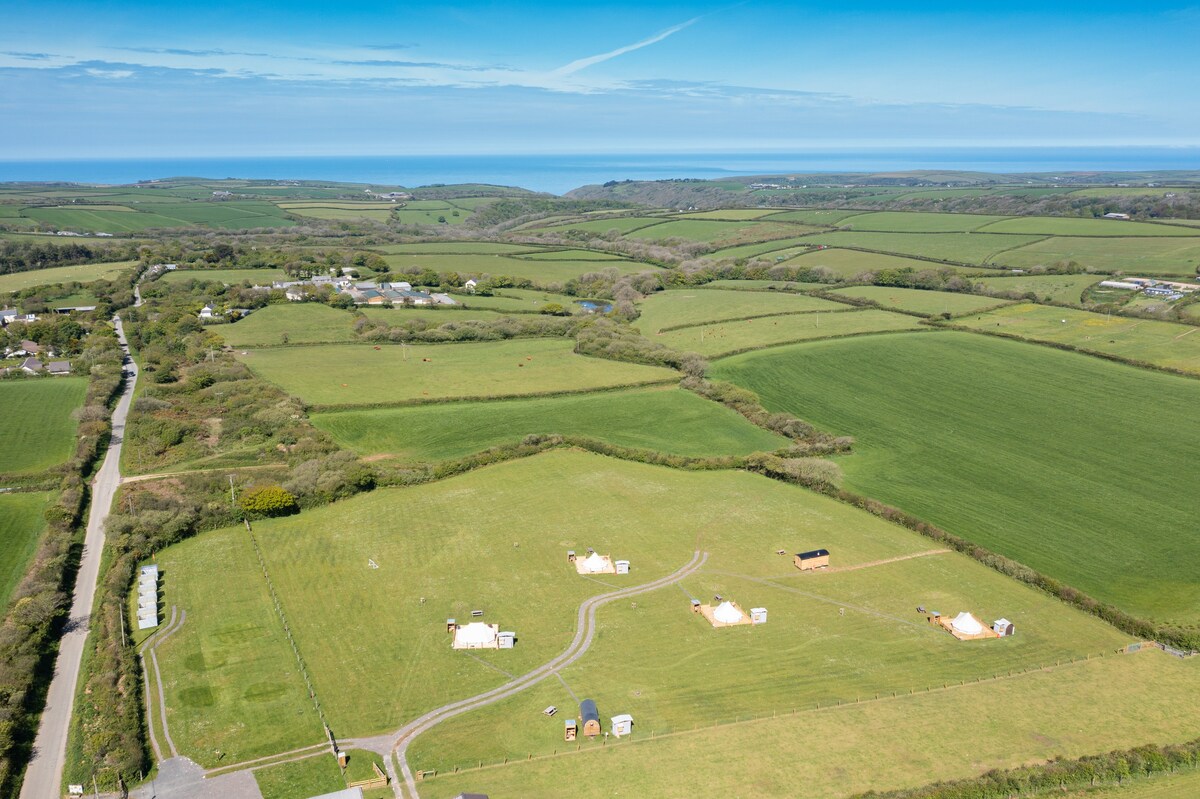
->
xmin=564 ymin=718 xmax=577 ymax=741
xmin=580 ymin=699 xmax=601 ymax=737
xmin=795 ymin=549 xmax=830 ymax=571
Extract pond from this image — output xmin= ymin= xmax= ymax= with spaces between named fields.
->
xmin=576 ymin=300 xmax=613 ymax=313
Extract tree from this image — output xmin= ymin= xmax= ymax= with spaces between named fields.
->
xmin=239 ymin=485 xmax=298 ymax=517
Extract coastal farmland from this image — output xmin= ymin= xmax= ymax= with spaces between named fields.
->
xmin=634 ymin=288 xmax=845 ymax=333
xmin=713 ymin=332 xmax=1200 ymax=623
xmin=656 ymin=308 xmax=926 ymax=357
xmin=310 ymin=386 xmax=789 ymax=462
xmin=0 ymin=378 xmax=88 ymax=475
xmin=0 ymin=491 xmax=55 ymax=609
xmin=0 ymin=260 xmax=136 ymax=294
xmin=237 ymin=339 xmax=677 ymax=406
xmin=829 ymin=286 xmax=1012 ymax=316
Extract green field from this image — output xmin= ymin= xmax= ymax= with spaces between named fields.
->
xmin=0 ymin=378 xmax=88 ymax=474
xmin=805 ymin=231 xmax=1045 ymax=265
xmin=635 ymin=288 xmax=844 ymax=333
xmin=992 ymin=236 xmax=1200 ymax=276
xmin=677 ymin=209 xmax=783 ymax=220
xmin=785 ymin=247 xmax=1001 ymax=278
xmin=219 ymin=304 xmax=358 ymax=347
xmin=151 ymin=450 xmax=1135 ymax=770
xmin=953 ymin=303 xmax=1200 ymax=374
xmin=538 ymin=216 xmax=667 ymax=235
xmin=626 ymin=219 xmax=808 ymax=245
xmin=1057 ymin=768 xmax=1200 ymax=798
xmin=447 ymin=288 xmax=588 ymax=312
xmin=359 ymin=306 xmax=512 ymax=323
xmin=518 ymin=248 xmax=626 ymax=260
xmin=373 ymin=242 xmax=544 ymax=255
xmin=977 ymin=217 xmax=1196 ymax=237
xmin=713 ymin=332 xmax=1200 ymax=623
xmin=284 ymin=207 xmax=394 ymax=223
xmin=0 ymin=491 xmax=54 ymax=609
xmin=423 ymin=653 xmax=1198 ymax=799
xmin=700 ymin=279 xmax=825 ymax=292
xmin=760 ymin=209 xmax=866 ymax=225
xmin=159 ymin=268 xmax=288 ymax=286
xmin=971 ymin=274 xmax=1104 ymax=303
xmin=0 ymin=260 xmax=136 ymax=294
xmin=253 ymin=755 xmax=346 ymax=799
xmin=310 ymin=386 xmax=789 ymax=461
xmin=658 ymin=308 xmax=925 ymax=357
xmin=381 ymin=253 xmax=659 ymax=284
xmin=239 ymin=339 xmax=677 ymax=407
xmin=21 ymin=201 xmax=296 ymax=231
xmin=840 ymin=211 xmax=1012 ymax=232
xmin=829 ymin=286 xmax=1012 ymax=316
xmin=708 ymin=238 xmax=817 ymax=261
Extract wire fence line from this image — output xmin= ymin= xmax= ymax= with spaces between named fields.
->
xmin=418 ymin=646 xmax=1137 ymax=780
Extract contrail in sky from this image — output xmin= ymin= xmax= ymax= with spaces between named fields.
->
xmin=553 ymin=17 xmax=701 ymax=76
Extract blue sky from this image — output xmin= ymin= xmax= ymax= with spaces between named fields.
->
xmin=2 ymin=1 xmax=1198 ymax=157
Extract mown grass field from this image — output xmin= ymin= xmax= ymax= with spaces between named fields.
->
xmin=0 ymin=260 xmax=136 ymax=294
xmin=712 ymin=332 xmax=1200 ymax=623
xmin=238 ymin=339 xmax=677 ymax=406
xmin=423 ymin=653 xmax=1198 ymax=799
xmin=310 ymin=386 xmax=789 ymax=461
xmin=283 ymin=207 xmax=394 ymax=223
xmin=657 ymin=308 xmax=925 ymax=357
xmin=954 ymin=303 xmax=1200 ymax=374
xmin=806 ymin=231 xmax=1045 ymax=265
xmin=253 ymin=754 xmax=346 ymax=799
xmin=359 ymin=306 xmax=513 ymax=323
xmin=21 ymin=201 xmax=296 ymax=231
xmin=373 ymin=242 xmax=544 ymax=255
xmin=219 ymin=304 xmax=358 ymax=347
xmin=450 ymin=288 xmax=586 ymax=312
xmin=977 ymin=217 xmax=1196 ymax=237
xmin=152 ymin=450 xmax=1132 ymax=769
xmin=992 ymin=236 xmax=1200 ymax=276
xmin=700 ymin=279 xmax=824 ymax=291
xmin=626 ymin=219 xmax=809 ymax=245
xmin=761 ymin=209 xmax=866 ymax=225
xmin=538 ymin=216 xmax=667 ymax=235
xmin=840 ymin=211 xmax=1012 ymax=232
xmin=829 ymin=286 xmax=1012 ymax=316
xmin=708 ymin=239 xmax=817 ymax=261
xmin=381 ymin=253 xmax=659 ymax=284
xmin=158 ymin=268 xmax=288 ymax=286
xmin=1057 ymin=768 xmax=1200 ymax=798
xmin=783 ymin=247 xmax=1003 ymax=278
xmin=971 ymin=273 xmax=1103 ymax=303
xmin=0 ymin=378 xmax=88 ymax=474
xmin=677 ymin=209 xmax=783 ymax=220
xmin=0 ymin=491 xmax=54 ymax=609
xmin=635 ymin=288 xmax=844 ymax=333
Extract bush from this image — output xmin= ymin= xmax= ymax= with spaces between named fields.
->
xmin=239 ymin=485 xmax=298 ymax=517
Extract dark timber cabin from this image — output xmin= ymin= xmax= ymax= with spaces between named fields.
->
xmin=580 ymin=699 xmax=601 ymax=737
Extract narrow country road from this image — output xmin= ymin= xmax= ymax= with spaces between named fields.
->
xmin=19 ymin=314 xmax=140 ymax=799
xmin=390 ymin=550 xmax=709 ymax=799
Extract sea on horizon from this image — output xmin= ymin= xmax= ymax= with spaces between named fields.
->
xmin=2 ymin=147 xmax=1199 ymax=196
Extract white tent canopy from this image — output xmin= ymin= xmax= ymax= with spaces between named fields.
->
xmin=713 ymin=601 xmax=744 ymax=624
xmin=951 ymin=611 xmax=984 ymax=636
xmin=581 ymin=553 xmax=609 ymax=573
xmin=456 ymin=622 xmax=497 ymax=647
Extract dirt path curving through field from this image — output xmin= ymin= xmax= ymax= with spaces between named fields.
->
xmin=388 ymin=550 xmax=708 ymax=799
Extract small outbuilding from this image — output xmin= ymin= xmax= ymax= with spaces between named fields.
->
xmin=615 ymin=560 xmax=630 ymax=575
xmin=795 ymin=549 xmax=830 ymax=571
xmin=993 ymin=618 xmax=1015 ymax=637
xmin=750 ymin=607 xmax=768 ymax=625
xmin=611 ymin=714 xmax=633 ymax=737
xmin=498 ymin=631 xmax=515 ymax=649
xmin=580 ymin=699 xmax=601 ymax=737
xmin=564 ymin=718 xmax=577 ymax=741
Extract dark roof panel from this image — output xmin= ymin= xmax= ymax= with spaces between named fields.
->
xmin=797 ymin=549 xmax=830 ymax=559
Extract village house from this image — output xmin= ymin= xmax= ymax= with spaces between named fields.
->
xmin=47 ymin=360 xmax=71 ymax=376
xmin=198 ymin=305 xmax=218 ymax=320
xmin=20 ymin=357 xmax=43 ymax=374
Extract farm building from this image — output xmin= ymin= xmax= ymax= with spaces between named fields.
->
xmin=451 ymin=621 xmax=502 ymax=650
xmin=993 ymin=618 xmax=1015 ymax=637
xmin=580 ymin=699 xmax=601 ymax=737
xmin=575 ymin=552 xmax=617 ymax=575
xmin=564 ymin=718 xmax=577 ymax=741
xmin=611 ymin=714 xmax=633 ymax=737
xmin=750 ymin=607 xmax=768 ymax=625
xmin=136 ymin=564 xmax=159 ymax=630
xmin=615 ymin=559 xmax=630 ymax=574
xmin=795 ymin=549 xmax=830 ymax=571
xmin=699 ymin=600 xmax=754 ymax=628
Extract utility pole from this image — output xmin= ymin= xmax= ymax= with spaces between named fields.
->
xmin=228 ymin=475 xmax=236 ymax=510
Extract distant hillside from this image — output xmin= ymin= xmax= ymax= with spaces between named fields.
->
xmin=565 ymin=170 xmax=1200 ymax=219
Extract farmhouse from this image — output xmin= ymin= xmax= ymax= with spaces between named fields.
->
xmin=0 ymin=309 xmax=38 ymax=327
xmin=795 ymin=549 xmax=830 ymax=571
xmin=198 ymin=305 xmax=217 ymax=320
xmin=47 ymin=360 xmax=71 ymax=376
xmin=20 ymin=357 xmax=44 ymax=374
